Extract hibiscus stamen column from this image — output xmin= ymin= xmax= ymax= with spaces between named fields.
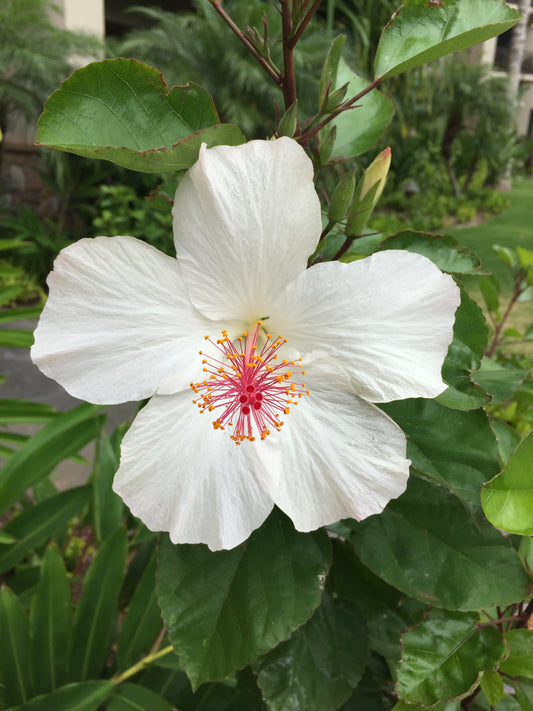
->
xmin=191 ymin=321 xmax=309 ymax=444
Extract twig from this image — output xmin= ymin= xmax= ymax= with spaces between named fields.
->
xmin=281 ymin=1 xmax=297 ymax=108
xmin=288 ymin=0 xmax=324 ymax=48
xmin=486 ymin=276 xmax=525 ymax=357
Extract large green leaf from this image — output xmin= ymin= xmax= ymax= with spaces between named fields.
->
xmin=37 ymin=58 xmax=245 ymax=173
xmin=70 ymin=527 xmax=127 ymax=682
xmin=475 ymin=357 xmax=527 ymax=406
xmin=0 ymin=587 xmax=33 ymax=707
xmin=116 ymin=552 xmax=162 ymax=671
xmin=254 ymin=593 xmax=368 ymax=711
xmin=500 ymin=629 xmax=533 ymax=678
xmin=0 ymin=487 xmax=91 ymax=574
xmin=396 ymin=609 xmax=505 ymax=706
xmin=7 ymin=681 xmax=114 ymax=711
xmin=482 ymin=431 xmax=533 ymax=536
xmin=332 ymin=59 xmax=393 ymax=158
xmin=30 ymin=545 xmax=72 ymax=695
xmin=0 ymin=403 xmax=104 ymax=515
xmin=380 ymin=231 xmax=482 ymax=275
xmin=157 ymin=508 xmax=331 ymax=688
xmin=436 ymin=290 xmax=490 ymax=410
xmin=382 ymin=399 xmax=498 ymax=516
xmin=374 ymin=0 xmax=521 ymax=80
xmin=104 ymin=683 xmax=175 ymax=711
xmin=352 ymin=475 xmax=528 ymax=610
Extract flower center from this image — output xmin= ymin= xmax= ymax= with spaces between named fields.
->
xmin=190 ymin=321 xmax=309 ymax=445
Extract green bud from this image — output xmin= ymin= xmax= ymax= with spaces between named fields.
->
xmin=318 ymin=126 xmax=336 ymax=166
xmin=346 ymin=147 xmax=391 ymax=237
xmin=278 ymin=101 xmax=298 ymax=138
xmin=322 ymin=82 xmax=348 ymax=113
xmin=328 ymin=170 xmax=356 ymax=224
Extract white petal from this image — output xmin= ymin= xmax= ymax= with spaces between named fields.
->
xmin=32 ymin=236 xmax=223 ymax=404
xmin=172 ymin=138 xmax=321 ymax=323
xmin=269 ymin=251 xmax=460 ymax=402
xmin=113 ymin=392 xmax=276 ymax=550
xmin=260 ymin=359 xmax=410 ymax=530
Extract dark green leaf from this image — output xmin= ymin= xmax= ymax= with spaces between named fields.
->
xmin=0 ymin=400 xmax=56 ymax=425
xmin=70 ymin=527 xmax=127 ymax=681
xmin=117 ymin=552 xmax=162 ymax=671
xmin=475 ymin=358 xmax=526 ymax=405
xmin=254 ymin=593 xmax=367 ymax=711
xmin=0 ymin=330 xmax=34 ymax=348
xmin=92 ymin=431 xmax=124 ymax=542
xmin=105 ymin=683 xmax=175 ymax=711
xmin=491 ymin=421 xmax=521 ymax=466
xmin=380 ymin=230 xmax=482 ymax=274
xmin=30 ymin=545 xmax=72 ymax=694
xmin=396 ymin=609 xmax=505 ymax=706
xmin=352 ymin=475 xmax=529 ymax=610
xmin=436 ymin=290 xmax=490 ymax=410
xmin=0 ymin=587 xmax=33 ymax=706
xmin=0 ymin=487 xmax=91 ymax=575
xmin=0 ymin=404 xmax=104 ymax=515
xmin=37 ymin=58 xmax=245 ymax=172
xmin=482 ymin=431 xmax=533 ymax=536
xmin=7 ymin=681 xmax=114 ymax=711
xmin=500 ymin=629 xmax=533 ymax=678
xmin=0 ymin=306 xmax=42 ymax=323
xmin=332 ymin=59 xmax=393 ymax=158
xmin=383 ymin=399 xmax=498 ymax=516
xmin=157 ymin=508 xmax=331 ymax=688
xmin=374 ymin=0 xmax=521 ymax=80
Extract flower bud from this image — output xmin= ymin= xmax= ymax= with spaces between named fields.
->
xmin=318 ymin=126 xmax=336 ymax=166
xmin=346 ymin=147 xmax=391 ymax=237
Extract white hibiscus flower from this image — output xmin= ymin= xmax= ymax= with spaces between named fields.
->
xmin=31 ymin=138 xmax=460 ymax=551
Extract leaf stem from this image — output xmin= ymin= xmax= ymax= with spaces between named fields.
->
xmin=111 ymin=644 xmax=174 ymax=684
xmin=281 ymin=1 xmax=297 ymax=109
xmin=209 ymin=1 xmax=282 ymax=86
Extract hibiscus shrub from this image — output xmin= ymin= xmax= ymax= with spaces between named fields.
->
xmin=2 ymin=2 xmax=533 ymax=710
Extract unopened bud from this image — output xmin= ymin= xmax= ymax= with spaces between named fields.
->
xmin=346 ymin=147 xmax=391 ymax=237
xmin=318 ymin=126 xmax=336 ymax=166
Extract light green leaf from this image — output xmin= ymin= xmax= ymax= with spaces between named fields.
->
xmin=157 ymin=508 xmax=331 ymax=688
xmin=7 ymin=681 xmax=114 ymax=711
xmin=92 ymin=430 xmax=124 ymax=542
xmin=491 ymin=420 xmax=521 ymax=466
xmin=353 ymin=475 xmax=528 ymax=611
xmin=0 ymin=329 xmax=34 ymax=348
xmin=397 ymin=610 xmax=505 ymax=706
xmin=0 ymin=487 xmax=91 ymax=575
xmin=480 ymin=670 xmax=504 ymax=706
xmin=436 ymin=290 xmax=490 ymax=410
xmin=105 ymin=683 xmax=175 ymax=711
xmin=482 ymin=431 xmax=533 ymax=535
xmin=393 ymin=703 xmax=460 ymax=711
xmin=0 ymin=587 xmax=33 ymax=707
xmin=319 ymin=35 xmax=346 ymax=107
xmin=475 ymin=357 xmax=526 ymax=405
xmin=0 ymin=399 xmax=56 ymax=425
xmin=254 ymin=594 xmax=367 ymax=711
xmin=37 ymin=58 xmax=245 ymax=173
xmin=383 ymin=399 xmax=498 ymax=517
xmin=0 ymin=306 xmax=42 ymax=323
xmin=332 ymin=59 xmax=393 ymax=158
xmin=380 ymin=230 xmax=483 ymax=275
xmin=116 ymin=552 xmax=162 ymax=671
xmin=500 ymin=629 xmax=533 ymax=678
xmin=70 ymin=527 xmax=127 ymax=682
xmin=0 ymin=404 xmax=104 ymax=515
xmin=374 ymin=0 xmax=521 ymax=80
xmin=30 ymin=545 xmax=72 ymax=695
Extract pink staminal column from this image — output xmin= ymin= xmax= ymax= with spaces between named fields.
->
xmin=191 ymin=321 xmax=309 ymax=444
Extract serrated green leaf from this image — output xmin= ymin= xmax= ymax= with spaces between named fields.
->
xmin=515 ymin=678 xmax=533 ymax=710
xmin=352 ymin=475 xmax=528 ymax=610
xmin=380 ymin=230 xmax=482 ymax=274
xmin=0 ymin=487 xmax=91 ymax=575
xmin=105 ymin=683 xmax=175 ymax=711
xmin=37 ymin=58 xmax=245 ymax=172
xmin=437 ymin=289 xmax=490 ymax=410
xmin=482 ymin=431 xmax=533 ymax=536
xmin=332 ymin=59 xmax=393 ymax=158
xmin=0 ymin=587 xmax=33 ymax=706
xmin=70 ymin=527 xmax=127 ymax=681
xmin=383 ymin=399 xmax=498 ymax=516
xmin=254 ymin=593 xmax=367 ymax=711
xmin=500 ymin=630 xmax=533 ymax=678
xmin=374 ymin=0 xmax=521 ymax=80
xmin=392 ymin=702 xmax=460 ymax=711
xmin=157 ymin=508 xmax=331 ymax=688
xmin=0 ymin=404 xmax=104 ymax=515
xmin=475 ymin=357 xmax=526 ymax=405
xmin=491 ymin=420 xmax=522 ymax=466
xmin=116 ymin=552 xmax=162 ymax=671
xmin=30 ymin=545 xmax=72 ymax=694
xmin=397 ymin=609 xmax=505 ymax=706
xmin=480 ymin=670 xmax=504 ymax=705
xmin=6 ymin=681 xmax=114 ymax=711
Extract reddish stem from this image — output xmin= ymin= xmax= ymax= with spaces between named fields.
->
xmin=486 ymin=276 xmax=525 ymax=357
xmin=288 ymin=0 xmax=324 ymax=48
xmin=281 ymin=1 xmax=297 ymax=109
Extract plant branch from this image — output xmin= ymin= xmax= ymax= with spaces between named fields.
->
xmin=112 ymin=644 xmax=174 ymax=684
xmin=281 ymin=1 xmax=297 ymax=109
xmin=288 ymin=0 xmax=324 ymax=48
xmin=209 ymin=1 xmax=282 ymax=86
xmin=486 ymin=275 xmax=525 ymax=357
